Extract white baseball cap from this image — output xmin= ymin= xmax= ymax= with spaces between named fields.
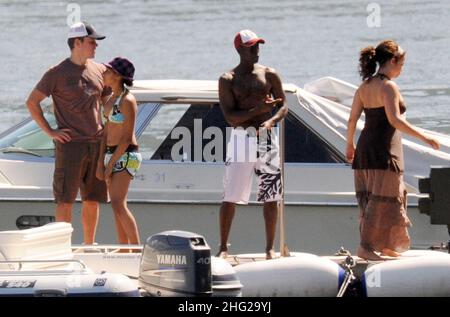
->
xmin=68 ymin=22 xmax=105 ymax=40
xmin=234 ymin=29 xmax=265 ymax=49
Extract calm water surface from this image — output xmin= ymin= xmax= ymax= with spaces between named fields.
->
xmin=0 ymin=0 xmax=449 ymax=133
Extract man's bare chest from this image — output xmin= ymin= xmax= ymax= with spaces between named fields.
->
xmin=231 ymin=74 xmax=270 ymax=99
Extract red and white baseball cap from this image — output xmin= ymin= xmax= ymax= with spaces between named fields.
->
xmin=234 ymin=30 xmax=265 ymax=49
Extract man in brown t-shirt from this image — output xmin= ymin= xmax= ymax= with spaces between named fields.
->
xmin=26 ymin=22 xmax=109 ymax=244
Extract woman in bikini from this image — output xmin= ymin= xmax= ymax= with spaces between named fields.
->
xmin=346 ymin=40 xmax=440 ymax=261
xmin=96 ymin=57 xmax=141 ymax=246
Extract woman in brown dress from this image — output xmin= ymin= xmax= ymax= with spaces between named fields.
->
xmin=346 ymin=40 xmax=440 ymax=261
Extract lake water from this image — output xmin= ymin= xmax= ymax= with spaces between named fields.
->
xmin=0 ymin=0 xmax=449 ymax=134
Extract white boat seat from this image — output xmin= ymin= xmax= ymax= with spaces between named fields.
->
xmin=0 ymin=222 xmax=73 ymax=269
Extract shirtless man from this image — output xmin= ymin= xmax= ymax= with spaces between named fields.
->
xmin=217 ymin=30 xmax=288 ymax=260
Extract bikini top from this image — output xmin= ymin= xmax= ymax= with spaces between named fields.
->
xmin=105 ymin=88 xmax=128 ymax=124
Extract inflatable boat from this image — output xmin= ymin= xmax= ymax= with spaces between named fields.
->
xmin=2 ymin=224 xmax=450 ymax=297
xmin=0 ymin=223 xmax=139 ymax=297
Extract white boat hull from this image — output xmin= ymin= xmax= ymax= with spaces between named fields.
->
xmin=0 ymin=201 xmax=448 ymax=255
xmin=0 ymin=271 xmax=139 ymax=297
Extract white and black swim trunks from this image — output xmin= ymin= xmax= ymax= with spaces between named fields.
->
xmin=222 ymin=127 xmax=282 ymax=204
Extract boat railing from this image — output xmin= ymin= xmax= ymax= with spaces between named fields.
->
xmin=71 ymin=244 xmax=143 ymax=254
xmin=0 ymin=259 xmax=87 ymax=271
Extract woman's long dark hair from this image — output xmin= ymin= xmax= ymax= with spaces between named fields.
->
xmin=359 ymin=40 xmax=405 ymax=81
xmin=122 ymin=78 xmax=133 ymax=87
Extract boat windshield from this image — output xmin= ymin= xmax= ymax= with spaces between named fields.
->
xmin=0 ymin=112 xmax=56 ymax=157
xmin=138 ymin=102 xmax=346 ymax=163
xmin=138 ymin=103 xmax=191 ymax=160
xmin=0 ymin=101 xmax=347 ymax=163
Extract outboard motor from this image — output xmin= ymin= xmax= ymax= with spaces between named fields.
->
xmin=138 ymin=230 xmax=212 ymax=297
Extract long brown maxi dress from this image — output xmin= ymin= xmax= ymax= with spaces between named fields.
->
xmin=352 ymin=102 xmax=411 ymax=253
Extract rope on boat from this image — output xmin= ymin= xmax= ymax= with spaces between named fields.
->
xmin=336 ymin=255 xmax=356 ymax=297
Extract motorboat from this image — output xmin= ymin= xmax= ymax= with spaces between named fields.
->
xmin=0 ymin=77 xmax=449 ymax=254
xmin=3 ymin=223 xmax=450 ymax=297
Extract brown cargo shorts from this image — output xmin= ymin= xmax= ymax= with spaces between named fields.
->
xmin=53 ymin=141 xmax=108 ymax=203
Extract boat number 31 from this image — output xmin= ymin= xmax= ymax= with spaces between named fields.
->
xmin=134 ymin=172 xmax=166 ymax=183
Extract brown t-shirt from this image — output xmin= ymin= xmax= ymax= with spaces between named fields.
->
xmin=35 ymin=58 xmax=109 ymax=142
